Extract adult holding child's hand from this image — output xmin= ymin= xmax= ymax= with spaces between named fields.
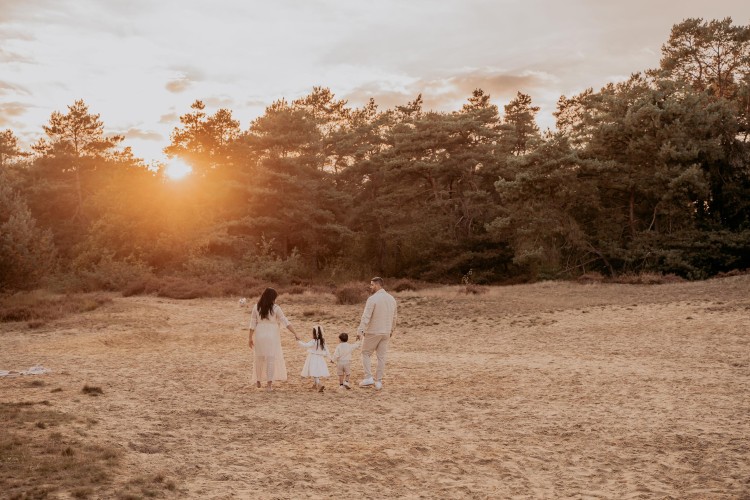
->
xmin=248 ymin=287 xmax=298 ymax=391
xmin=357 ymin=277 xmax=397 ymax=391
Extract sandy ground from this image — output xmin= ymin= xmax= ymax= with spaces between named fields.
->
xmin=1 ymin=276 xmax=750 ymax=498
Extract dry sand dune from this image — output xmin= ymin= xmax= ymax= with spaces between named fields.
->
xmin=1 ymin=277 xmax=749 ymax=498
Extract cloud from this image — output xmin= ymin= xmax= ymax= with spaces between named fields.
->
xmin=0 ymin=101 xmax=30 ymax=126
xmin=444 ymin=69 xmax=559 ymax=101
xmin=343 ymin=68 xmax=559 ymax=113
xmin=343 ymin=84 xmax=420 ymax=111
xmin=0 ymin=0 xmax=58 ymax=23
xmin=124 ymin=128 xmax=163 ymax=141
xmin=0 ymin=48 xmax=33 ymax=63
xmin=159 ymin=112 xmax=179 ymax=124
xmin=204 ymin=96 xmax=236 ymax=108
xmin=0 ymin=28 xmax=35 ymax=41
xmin=165 ymin=66 xmax=206 ymax=93
xmin=0 ymin=80 xmax=31 ymax=95
xmin=165 ymin=77 xmax=193 ymax=93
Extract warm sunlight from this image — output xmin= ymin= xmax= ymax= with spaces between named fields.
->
xmin=164 ymin=159 xmax=192 ymax=180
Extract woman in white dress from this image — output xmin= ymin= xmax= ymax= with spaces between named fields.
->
xmin=248 ymin=288 xmax=298 ymax=391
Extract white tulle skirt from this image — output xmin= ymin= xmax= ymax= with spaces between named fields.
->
xmin=301 ymin=354 xmax=329 ymax=378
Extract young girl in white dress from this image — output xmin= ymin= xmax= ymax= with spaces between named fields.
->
xmin=298 ymin=326 xmax=331 ymax=392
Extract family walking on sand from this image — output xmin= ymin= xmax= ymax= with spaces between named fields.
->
xmin=247 ymin=277 xmax=398 ymax=392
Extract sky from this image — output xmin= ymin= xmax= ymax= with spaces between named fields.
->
xmin=1 ymin=0 xmax=749 ymax=164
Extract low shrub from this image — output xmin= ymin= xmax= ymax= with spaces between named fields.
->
xmin=391 ymin=279 xmax=419 ymax=292
xmin=0 ymin=291 xmax=112 ymax=323
xmin=611 ymin=272 xmax=684 ymax=285
xmin=282 ymin=285 xmax=307 ymax=295
xmin=712 ymin=268 xmax=749 ymax=279
xmin=155 ymin=276 xmax=212 ymax=300
xmin=577 ymin=272 xmax=605 ymax=283
xmin=334 ymin=284 xmax=368 ymax=305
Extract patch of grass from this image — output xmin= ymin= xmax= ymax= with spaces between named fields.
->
xmin=81 ymin=385 xmax=104 ymax=396
xmin=0 ymin=290 xmax=112 ymax=324
xmin=282 ymin=285 xmax=307 ymax=295
xmin=116 ymin=472 xmax=179 ymax=499
xmin=577 ymin=272 xmax=605 ymax=283
xmin=462 ymin=284 xmax=489 ymax=295
xmin=0 ymin=401 xmax=120 ymax=499
xmin=611 ymin=272 xmax=685 ymax=285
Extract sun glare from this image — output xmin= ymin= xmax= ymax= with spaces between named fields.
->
xmin=164 ymin=159 xmax=193 ymax=180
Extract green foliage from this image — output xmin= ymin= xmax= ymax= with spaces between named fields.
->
xmin=241 ymin=236 xmax=305 ymax=284
xmin=0 ymin=171 xmax=57 ymax=290
xmin=3 ymin=19 xmax=750 ymax=291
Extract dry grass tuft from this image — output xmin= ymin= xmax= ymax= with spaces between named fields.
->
xmin=0 ymin=291 xmax=112 ymax=324
xmin=81 ymin=385 xmax=104 ymax=396
xmin=462 ymin=284 xmax=489 ymax=295
xmin=0 ymin=401 xmax=120 ymax=499
xmin=282 ymin=285 xmax=308 ymax=295
xmin=116 ymin=472 xmax=179 ymax=499
xmin=577 ymin=272 xmax=605 ymax=283
xmin=612 ymin=272 xmax=685 ymax=285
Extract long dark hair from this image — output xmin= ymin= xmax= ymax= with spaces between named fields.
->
xmin=257 ymin=288 xmax=278 ymax=319
xmin=312 ymin=326 xmax=325 ymax=350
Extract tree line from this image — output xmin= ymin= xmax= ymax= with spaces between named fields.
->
xmin=2 ymin=18 xmax=749 ymax=291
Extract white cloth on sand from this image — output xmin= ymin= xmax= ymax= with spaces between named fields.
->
xmin=0 ymin=366 xmax=50 ymax=377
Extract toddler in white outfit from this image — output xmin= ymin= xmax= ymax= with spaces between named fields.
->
xmin=331 ymin=332 xmax=361 ymax=390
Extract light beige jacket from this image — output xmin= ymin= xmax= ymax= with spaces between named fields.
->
xmin=357 ymin=289 xmax=397 ymax=335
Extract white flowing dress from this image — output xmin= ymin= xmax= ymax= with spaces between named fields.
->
xmin=298 ymin=340 xmax=331 ymax=378
xmin=250 ymin=304 xmax=290 ymax=383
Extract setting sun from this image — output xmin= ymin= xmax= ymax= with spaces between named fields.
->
xmin=164 ymin=159 xmax=192 ymax=180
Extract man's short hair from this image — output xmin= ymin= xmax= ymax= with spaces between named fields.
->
xmin=339 ymin=332 xmax=348 ymax=342
xmin=370 ymin=277 xmax=384 ymax=286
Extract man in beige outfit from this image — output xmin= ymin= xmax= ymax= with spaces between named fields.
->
xmin=356 ymin=277 xmax=397 ymax=390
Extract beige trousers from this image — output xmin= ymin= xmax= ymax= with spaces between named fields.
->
xmin=362 ymin=334 xmax=389 ymax=381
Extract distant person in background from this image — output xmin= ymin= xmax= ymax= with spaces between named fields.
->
xmin=357 ymin=277 xmax=398 ymax=390
xmin=248 ymin=287 xmax=298 ymax=391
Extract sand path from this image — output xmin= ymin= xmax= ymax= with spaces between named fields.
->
xmin=1 ymin=277 xmax=749 ymax=498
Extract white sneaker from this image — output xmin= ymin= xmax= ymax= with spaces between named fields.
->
xmin=342 ymin=381 xmax=351 ymax=389
xmin=375 ymin=381 xmax=383 ymax=390
xmin=359 ymin=377 xmax=374 ymax=387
